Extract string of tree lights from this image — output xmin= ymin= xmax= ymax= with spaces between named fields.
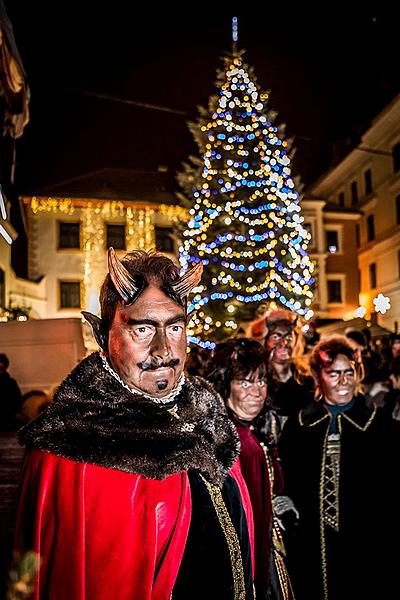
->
xmin=178 ymin=48 xmax=315 ymax=347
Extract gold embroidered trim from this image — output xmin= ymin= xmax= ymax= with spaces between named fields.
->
xmin=299 ymin=410 xmax=329 ymax=427
xmin=341 ymin=405 xmax=377 ymax=431
xmin=323 ymin=434 xmax=340 ymax=531
xmin=319 ymin=427 xmax=330 ymax=600
xmin=200 ymin=474 xmax=247 ymax=600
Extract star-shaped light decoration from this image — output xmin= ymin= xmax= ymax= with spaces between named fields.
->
xmin=373 ymin=293 xmax=391 ymax=315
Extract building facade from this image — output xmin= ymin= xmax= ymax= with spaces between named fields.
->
xmin=311 ymin=94 xmax=400 ymax=332
xmin=3 ymin=168 xmax=186 ymax=320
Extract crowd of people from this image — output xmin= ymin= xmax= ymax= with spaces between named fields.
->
xmin=2 ymin=248 xmax=400 ymax=600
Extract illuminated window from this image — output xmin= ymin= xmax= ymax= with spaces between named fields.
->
xmin=106 ymin=224 xmax=126 ymax=250
xmin=59 ymin=222 xmax=80 ymax=249
xmin=59 ymin=281 xmax=81 ymax=309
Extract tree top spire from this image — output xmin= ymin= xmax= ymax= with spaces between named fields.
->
xmin=232 ymin=16 xmax=238 ymax=55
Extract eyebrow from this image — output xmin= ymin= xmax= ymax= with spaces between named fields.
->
xmin=126 ymin=315 xmax=185 ymax=327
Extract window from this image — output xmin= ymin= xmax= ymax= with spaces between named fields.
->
xmin=106 ymin=224 xmax=126 ymax=250
xmin=355 ymin=224 xmax=360 ymax=248
xmin=0 ymin=268 xmax=4 ymax=307
xmin=59 ymin=222 xmax=80 ymax=249
xmin=393 ymin=143 xmax=400 ymax=173
xmin=351 ymin=181 xmax=358 ymax=206
xmin=326 ymin=230 xmax=339 ymax=253
xmin=59 ymin=281 xmax=81 ymax=309
xmin=396 ymin=195 xmax=400 ymax=225
xmin=327 ymin=280 xmax=342 ymax=303
xmin=338 ymin=192 xmax=345 ymax=207
xmin=369 ymin=263 xmax=377 ymax=289
xmin=155 ymin=226 xmax=174 ymax=253
xmin=364 ymin=169 xmax=373 ymax=195
xmin=367 ymin=215 xmax=375 ymax=241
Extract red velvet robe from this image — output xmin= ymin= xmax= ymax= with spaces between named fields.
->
xmin=235 ymin=423 xmax=284 ymax=597
xmin=14 ymin=449 xmax=254 ymax=600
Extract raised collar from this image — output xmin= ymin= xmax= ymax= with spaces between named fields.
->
xmin=299 ymin=395 xmax=377 ymax=431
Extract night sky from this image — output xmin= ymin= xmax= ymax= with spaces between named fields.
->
xmin=5 ymin=3 xmax=400 ymax=195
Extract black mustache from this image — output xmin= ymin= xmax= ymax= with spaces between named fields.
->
xmin=138 ymin=358 xmax=180 ymax=371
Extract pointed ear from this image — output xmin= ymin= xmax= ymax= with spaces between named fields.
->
xmin=81 ymin=311 xmax=108 ymax=350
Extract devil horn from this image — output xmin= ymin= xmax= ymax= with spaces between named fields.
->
xmin=108 ymin=247 xmax=140 ymax=304
xmin=171 ymin=262 xmax=203 ymax=299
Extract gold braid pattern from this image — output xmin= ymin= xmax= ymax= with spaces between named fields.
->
xmin=199 ymin=474 xmax=247 ymax=600
xmin=261 ymin=442 xmax=295 ymax=600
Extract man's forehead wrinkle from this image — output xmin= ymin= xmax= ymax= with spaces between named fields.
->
xmin=117 ymin=302 xmax=185 ymax=325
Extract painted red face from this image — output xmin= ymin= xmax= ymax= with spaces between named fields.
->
xmin=227 ymin=369 xmax=267 ymax=421
xmin=265 ymin=325 xmax=295 ymax=364
xmin=320 ymin=354 xmax=357 ymax=406
xmin=107 ymin=284 xmax=187 ymax=397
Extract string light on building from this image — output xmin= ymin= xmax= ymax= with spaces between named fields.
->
xmin=25 ymin=196 xmax=183 ymax=312
xmin=373 ymin=293 xmax=391 ymax=315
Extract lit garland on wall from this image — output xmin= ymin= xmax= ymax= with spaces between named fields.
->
xmin=178 ymin=53 xmax=315 ymax=342
xmin=27 ymin=197 xmax=184 ymax=312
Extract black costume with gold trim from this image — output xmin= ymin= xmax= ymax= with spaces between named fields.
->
xmin=279 ymin=395 xmax=400 ymax=600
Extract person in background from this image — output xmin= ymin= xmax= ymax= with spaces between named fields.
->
xmin=13 ymin=249 xmax=255 ymax=600
xmin=0 ymin=354 xmax=22 ymax=432
xmin=263 ymin=310 xmax=314 ymax=427
xmin=382 ymin=354 xmax=400 ymax=420
xmin=19 ymin=390 xmax=52 ymax=424
xmin=278 ymin=335 xmax=399 ymax=600
xmin=207 ymin=338 xmax=296 ymax=600
xmin=346 ymin=329 xmax=389 ymax=407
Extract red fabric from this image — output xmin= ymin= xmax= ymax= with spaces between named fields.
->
xmin=235 ymin=424 xmax=276 ymax=593
xmin=14 ymin=449 xmax=191 ymax=600
xmin=228 ymin=458 xmax=255 ymax=578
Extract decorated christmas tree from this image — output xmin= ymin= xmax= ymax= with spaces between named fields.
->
xmin=178 ymin=44 xmax=315 ymax=347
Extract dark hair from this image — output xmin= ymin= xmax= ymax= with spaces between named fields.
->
xmin=100 ymin=250 xmax=181 ymax=331
xmin=0 ymin=353 xmax=9 ymax=369
xmin=345 ymin=330 xmax=367 ymax=347
xmin=206 ymin=338 xmax=267 ymax=402
xmin=390 ymin=355 xmax=400 ymax=378
xmin=390 ymin=333 xmax=400 ymax=345
xmin=310 ymin=335 xmax=357 ymax=377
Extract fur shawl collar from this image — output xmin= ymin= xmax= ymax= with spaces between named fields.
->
xmin=19 ymin=353 xmax=239 ymax=485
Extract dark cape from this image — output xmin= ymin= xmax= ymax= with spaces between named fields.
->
xmin=279 ymin=395 xmax=400 ymax=600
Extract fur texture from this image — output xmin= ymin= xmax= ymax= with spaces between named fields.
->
xmin=19 ymin=353 xmax=239 ymax=485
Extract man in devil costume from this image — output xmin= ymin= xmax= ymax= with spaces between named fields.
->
xmin=13 ymin=249 xmax=255 ymax=600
